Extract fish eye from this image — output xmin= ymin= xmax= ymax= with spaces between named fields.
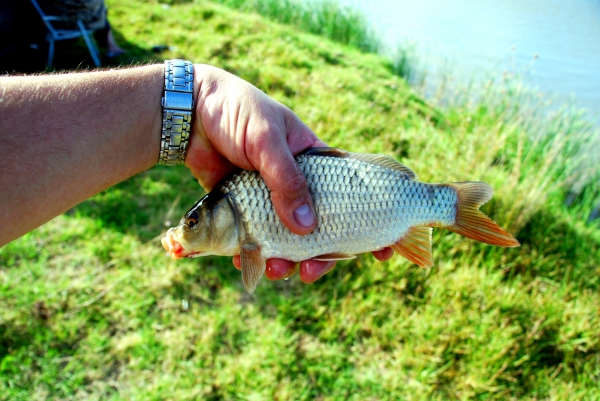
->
xmin=186 ymin=211 xmax=199 ymax=229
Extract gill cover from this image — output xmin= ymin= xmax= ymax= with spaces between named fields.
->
xmin=187 ymin=191 xmax=266 ymax=293
xmin=179 ymin=192 xmax=238 ymax=256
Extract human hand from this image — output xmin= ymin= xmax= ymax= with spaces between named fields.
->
xmin=232 ymin=247 xmax=394 ymax=283
xmin=186 ymin=65 xmax=393 ymax=283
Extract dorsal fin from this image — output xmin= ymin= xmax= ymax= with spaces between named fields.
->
xmin=302 ymin=147 xmax=417 ymax=179
xmin=348 ymin=153 xmax=417 ymax=179
xmin=390 ymin=226 xmax=433 ymax=267
xmin=303 ymin=147 xmax=350 ymax=158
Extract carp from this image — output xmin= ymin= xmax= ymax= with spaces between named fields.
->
xmin=162 ymin=148 xmax=519 ymax=292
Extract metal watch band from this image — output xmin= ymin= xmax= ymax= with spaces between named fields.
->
xmin=158 ymin=59 xmax=194 ymax=166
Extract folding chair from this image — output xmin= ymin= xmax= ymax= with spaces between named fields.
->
xmin=29 ymin=0 xmax=101 ymax=67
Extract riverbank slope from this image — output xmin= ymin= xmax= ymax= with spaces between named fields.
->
xmin=1 ymin=0 xmax=599 ymax=399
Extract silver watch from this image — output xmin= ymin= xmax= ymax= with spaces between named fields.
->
xmin=158 ymin=59 xmax=194 ymax=166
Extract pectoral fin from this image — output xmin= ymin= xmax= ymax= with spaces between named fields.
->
xmin=241 ymin=241 xmax=266 ymax=293
xmin=391 ymin=226 xmax=434 ymax=268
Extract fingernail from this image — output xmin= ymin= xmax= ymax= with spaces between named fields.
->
xmin=293 ymin=203 xmax=315 ymax=228
xmin=301 ymin=260 xmax=336 ymax=283
xmin=311 ymin=261 xmax=336 ymax=278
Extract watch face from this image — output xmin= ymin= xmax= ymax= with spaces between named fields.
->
xmin=163 ymin=91 xmax=193 ymax=111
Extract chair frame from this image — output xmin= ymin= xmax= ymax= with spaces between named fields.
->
xmin=29 ymin=0 xmax=101 ymax=67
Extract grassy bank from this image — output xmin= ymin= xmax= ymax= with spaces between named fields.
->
xmin=207 ymin=0 xmax=380 ymax=53
xmin=1 ymin=0 xmax=599 ymax=399
xmin=197 ymin=0 xmax=423 ymax=82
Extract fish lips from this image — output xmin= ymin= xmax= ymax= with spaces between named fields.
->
xmin=161 ymin=232 xmax=204 ymax=259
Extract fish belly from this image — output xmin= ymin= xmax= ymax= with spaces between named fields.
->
xmin=222 ymin=155 xmax=458 ymax=261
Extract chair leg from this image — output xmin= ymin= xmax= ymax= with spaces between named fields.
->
xmin=47 ymin=39 xmax=54 ymax=67
xmin=77 ymin=20 xmax=101 ymax=67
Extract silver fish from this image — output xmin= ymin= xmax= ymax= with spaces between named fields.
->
xmin=162 ymin=148 xmax=519 ymax=292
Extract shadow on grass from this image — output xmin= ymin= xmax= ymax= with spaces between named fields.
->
xmin=504 ymin=208 xmax=600 ymax=290
xmin=498 ymin=305 xmax=564 ymax=388
xmin=0 ymin=320 xmax=80 ymax=391
xmin=68 ymin=166 xmax=203 ymax=242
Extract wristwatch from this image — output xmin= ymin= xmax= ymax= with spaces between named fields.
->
xmin=158 ymin=59 xmax=194 ymax=166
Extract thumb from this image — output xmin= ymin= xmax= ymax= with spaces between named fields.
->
xmin=258 ymin=142 xmax=317 ymax=236
xmin=251 ymin=118 xmax=319 ymax=236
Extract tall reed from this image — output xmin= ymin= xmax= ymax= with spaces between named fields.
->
xmin=437 ymin=77 xmax=598 ymax=233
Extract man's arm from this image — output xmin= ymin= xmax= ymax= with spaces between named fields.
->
xmin=0 ymin=64 xmax=391 ymax=282
xmin=0 ymin=66 xmax=164 ymax=246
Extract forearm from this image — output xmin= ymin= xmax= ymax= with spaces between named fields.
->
xmin=0 ymin=65 xmax=165 ymax=246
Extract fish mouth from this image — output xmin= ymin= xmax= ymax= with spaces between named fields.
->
xmin=161 ymin=230 xmax=203 ymax=259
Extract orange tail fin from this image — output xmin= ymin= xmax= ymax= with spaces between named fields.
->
xmin=447 ymin=182 xmax=520 ymax=247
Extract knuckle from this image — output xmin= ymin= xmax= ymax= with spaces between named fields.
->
xmin=252 ymin=125 xmax=273 ymax=146
xmin=281 ymin=170 xmax=308 ymax=200
xmin=247 ymin=122 xmax=279 ymax=155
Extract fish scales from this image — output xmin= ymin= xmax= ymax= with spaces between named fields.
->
xmin=220 ymin=153 xmax=458 ymax=262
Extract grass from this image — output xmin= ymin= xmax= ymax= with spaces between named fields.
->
xmin=1 ymin=0 xmax=600 ymax=399
xmin=207 ymin=0 xmax=381 ymax=53
xmin=386 ymin=40 xmax=423 ymax=86
xmin=205 ymin=0 xmax=422 ymax=82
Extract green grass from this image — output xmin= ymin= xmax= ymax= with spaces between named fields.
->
xmin=207 ymin=0 xmax=381 ymax=53
xmin=1 ymin=0 xmax=600 ymax=399
xmin=204 ymin=0 xmax=422 ymax=82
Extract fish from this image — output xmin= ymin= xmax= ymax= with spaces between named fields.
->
xmin=161 ymin=147 xmax=519 ymax=293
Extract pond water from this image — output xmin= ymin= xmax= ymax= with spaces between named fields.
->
xmin=338 ymin=0 xmax=600 ymax=125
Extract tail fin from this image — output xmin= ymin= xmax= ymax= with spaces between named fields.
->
xmin=447 ymin=182 xmax=520 ymax=247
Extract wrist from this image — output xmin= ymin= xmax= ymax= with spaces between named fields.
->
xmin=130 ymin=64 xmax=165 ymax=172
xmin=192 ymin=64 xmax=203 ymax=112
xmin=191 ymin=64 xmax=222 ymax=119
xmin=158 ymin=60 xmax=195 ymax=166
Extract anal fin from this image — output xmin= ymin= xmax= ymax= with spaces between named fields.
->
xmin=241 ymin=241 xmax=266 ymax=293
xmin=391 ymin=226 xmax=433 ymax=268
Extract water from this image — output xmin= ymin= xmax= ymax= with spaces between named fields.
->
xmin=338 ymin=0 xmax=600 ymax=123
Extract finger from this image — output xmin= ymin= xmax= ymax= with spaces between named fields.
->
xmin=284 ymin=109 xmax=328 ymax=155
xmin=372 ymin=247 xmax=394 ymax=261
xmin=232 ymin=255 xmax=241 ymax=269
xmin=299 ymin=260 xmax=337 ymax=283
xmin=234 ymin=256 xmax=297 ymax=279
xmin=249 ymin=126 xmax=317 ymax=236
xmin=265 ymin=259 xmax=297 ymax=280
